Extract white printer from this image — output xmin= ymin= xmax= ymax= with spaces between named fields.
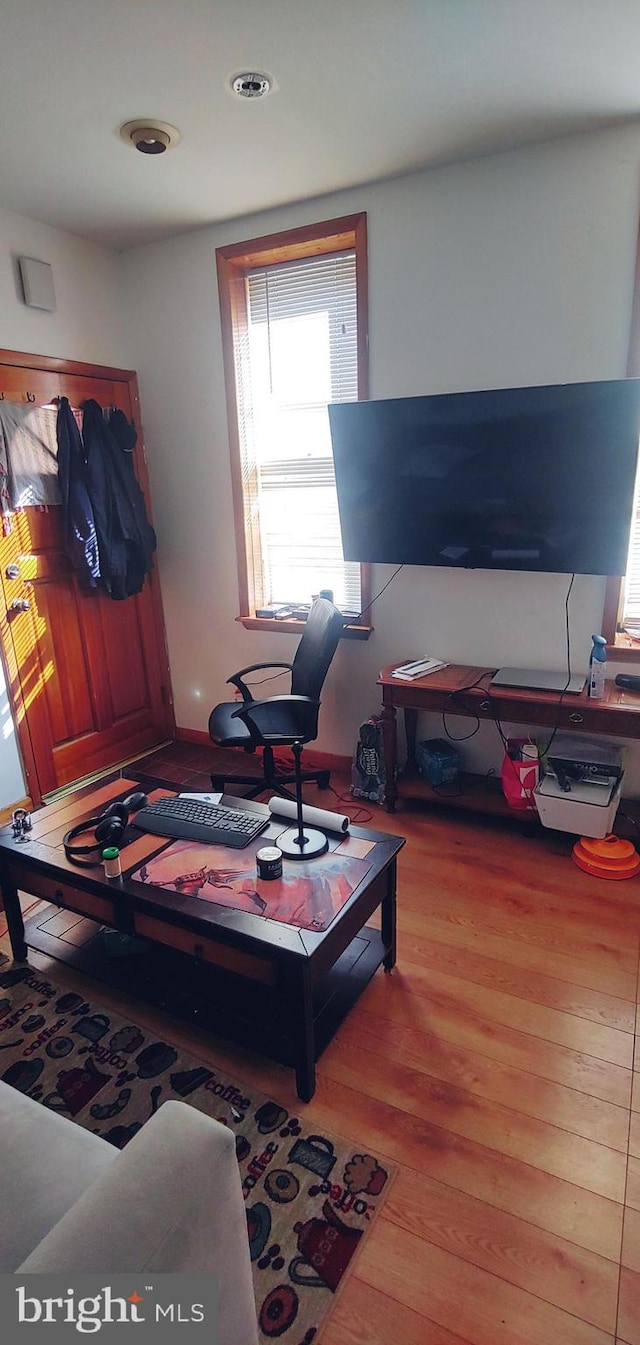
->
xmin=545 ymin=735 xmax=624 ymax=793
xmin=535 ymin=735 xmax=625 ymax=838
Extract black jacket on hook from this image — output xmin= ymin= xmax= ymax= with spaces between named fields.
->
xmin=55 ymin=397 xmax=100 ymax=587
xmin=106 ymin=406 xmax=157 ymax=585
xmin=81 ymin=399 xmax=156 ymax=600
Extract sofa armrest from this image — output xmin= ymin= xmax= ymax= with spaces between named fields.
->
xmin=18 ymin=1100 xmax=258 ymax=1345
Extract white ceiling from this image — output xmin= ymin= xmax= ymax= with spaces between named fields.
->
xmin=2 ymin=0 xmax=640 ymax=251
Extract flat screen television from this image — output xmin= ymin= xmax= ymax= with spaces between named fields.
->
xmin=328 ymin=379 xmax=640 ymax=576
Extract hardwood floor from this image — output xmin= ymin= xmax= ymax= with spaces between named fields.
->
xmin=6 ymin=740 xmax=640 ymax=1344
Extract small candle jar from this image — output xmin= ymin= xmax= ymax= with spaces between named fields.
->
xmin=256 ymin=846 xmax=283 ymax=880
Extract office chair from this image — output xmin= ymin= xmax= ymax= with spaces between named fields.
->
xmin=208 ymin=597 xmax=346 ymax=802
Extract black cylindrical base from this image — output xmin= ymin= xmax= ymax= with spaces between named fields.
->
xmin=276 ymin=826 xmax=329 ymax=861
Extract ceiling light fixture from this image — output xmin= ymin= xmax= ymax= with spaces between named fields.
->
xmin=230 ymin=72 xmax=273 ymax=99
xmin=119 ymin=120 xmax=181 ymax=154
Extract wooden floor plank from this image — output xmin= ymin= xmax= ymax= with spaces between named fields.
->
xmin=321 ymin=1042 xmax=627 ymax=1200
xmin=360 ymin=973 xmax=632 ymax=1104
xmin=617 ymin=1266 xmax=640 ymax=1345
xmin=370 ymin=953 xmax=634 ymax=1061
xmin=321 ymin=1277 xmax=475 ymax=1345
xmin=379 ymin=928 xmax=635 ymax=1032
xmin=399 ymin=848 xmax=640 ymax=943
xmin=631 ymin=1113 xmax=640 ymax=1159
xmin=398 ymin=883 xmax=640 ymax=971
xmin=628 ymin=1159 xmax=640 ymax=1214
xmin=356 ymin=1219 xmax=615 ymax=1345
xmin=336 ymin=1009 xmax=630 ymax=1150
xmin=633 ymin=1074 xmax=640 ymax=1114
xmin=622 ymin=1208 xmax=640 ymax=1274
xmin=399 ymin=879 xmax=640 ymax=965
xmin=384 ymin=1167 xmax=619 ymax=1331
xmin=400 ymin=907 xmax=638 ymax=998
xmin=308 ymin=1075 xmax=624 ymax=1262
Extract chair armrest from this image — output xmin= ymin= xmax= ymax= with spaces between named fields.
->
xmin=18 ymin=1101 xmax=258 ymax=1345
xmin=227 ymin=662 xmax=292 ymax=702
xmin=232 ymin=693 xmax=320 ymax=742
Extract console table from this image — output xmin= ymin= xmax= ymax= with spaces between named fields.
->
xmin=378 ymin=663 xmax=640 ymax=815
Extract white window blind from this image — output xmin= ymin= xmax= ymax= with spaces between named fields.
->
xmin=243 ymin=252 xmax=361 ymax=612
xmin=621 ymin=451 xmax=640 ymax=622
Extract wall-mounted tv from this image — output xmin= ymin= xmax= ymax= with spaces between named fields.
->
xmin=328 ymin=379 xmax=640 ymax=576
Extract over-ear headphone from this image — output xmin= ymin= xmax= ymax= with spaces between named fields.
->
xmin=63 ymin=790 xmax=149 ymax=867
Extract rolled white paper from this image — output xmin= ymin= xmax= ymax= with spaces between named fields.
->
xmin=268 ymin=796 xmax=350 ymax=834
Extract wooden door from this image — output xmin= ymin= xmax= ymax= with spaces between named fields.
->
xmin=0 ymin=350 xmax=174 ymax=801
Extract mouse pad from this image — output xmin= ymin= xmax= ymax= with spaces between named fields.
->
xmin=130 ymin=838 xmax=371 ymax=931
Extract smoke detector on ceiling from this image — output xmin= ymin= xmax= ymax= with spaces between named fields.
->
xmin=119 ymin=120 xmax=181 ymax=154
xmin=230 ymin=72 xmax=273 ymax=99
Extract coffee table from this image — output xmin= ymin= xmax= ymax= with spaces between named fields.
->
xmin=0 ymin=772 xmax=403 ymax=1101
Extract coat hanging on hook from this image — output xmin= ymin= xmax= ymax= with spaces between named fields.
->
xmin=55 ymin=397 xmax=100 ymax=586
xmin=81 ymin=399 xmax=156 ymax=600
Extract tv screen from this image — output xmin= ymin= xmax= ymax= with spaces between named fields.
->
xmin=328 ymin=380 xmax=640 ymax=576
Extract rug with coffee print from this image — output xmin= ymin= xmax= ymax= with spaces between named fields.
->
xmin=0 ymin=954 xmax=393 ymax=1344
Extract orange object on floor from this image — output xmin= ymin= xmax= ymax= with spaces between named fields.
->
xmin=571 ymin=833 xmax=640 ymax=879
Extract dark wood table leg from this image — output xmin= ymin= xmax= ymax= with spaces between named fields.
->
xmin=0 ymin=864 xmax=27 ymax=961
xmin=381 ymin=699 xmax=398 ymax=813
xmin=381 ymin=858 xmax=397 ymax=971
xmin=293 ymin=963 xmax=316 ymax=1102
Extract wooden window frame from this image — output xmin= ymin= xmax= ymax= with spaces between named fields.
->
xmin=216 ymin=213 xmax=372 ymax=639
xmin=602 ymin=222 xmax=640 ymax=658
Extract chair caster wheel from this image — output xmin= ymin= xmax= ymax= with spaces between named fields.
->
xmin=317 ymin=772 xmax=330 ymax=789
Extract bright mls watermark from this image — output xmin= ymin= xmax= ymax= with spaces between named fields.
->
xmin=2 ymin=1275 xmax=219 ymax=1342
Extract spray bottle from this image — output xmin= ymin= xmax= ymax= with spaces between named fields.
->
xmin=588 ymin=634 xmax=607 ymax=699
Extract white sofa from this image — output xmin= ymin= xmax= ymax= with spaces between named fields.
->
xmin=0 ymin=1081 xmax=258 ymax=1345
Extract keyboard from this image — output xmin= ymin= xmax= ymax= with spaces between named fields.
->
xmin=132 ymin=797 xmax=269 ymax=849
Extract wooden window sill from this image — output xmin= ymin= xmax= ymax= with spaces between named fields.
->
xmin=236 ymin=615 xmax=372 ymax=640
xmin=606 ymin=635 xmax=640 ymax=662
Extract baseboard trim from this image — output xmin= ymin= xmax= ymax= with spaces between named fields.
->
xmin=174 ymin=726 xmax=352 ymax=773
xmin=175 ymin=727 xmax=211 ymax=745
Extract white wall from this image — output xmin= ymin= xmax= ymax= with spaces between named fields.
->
xmin=121 ymin=124 xmax=640 ymax=786
xmin=0 ymin=657 xmax=24 ymax=808
xmin=0 ymin=206 xmax=130 ymax=806
xmin=0 ymin=207 xmax=129 ymax=364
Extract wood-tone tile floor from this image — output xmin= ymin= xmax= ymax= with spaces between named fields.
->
xmin=9 ymin=740 xmax=640 ymax=1343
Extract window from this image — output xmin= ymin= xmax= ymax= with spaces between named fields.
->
xmin=605 ymin=491 xmax=640 ymax=647
xmin=620 ymin=468 xmax=640 ymax=625
xmin=216 ymin=214 xmax=370 ymax=629
xmin=603 ymin=225 xmax=640 ymax=655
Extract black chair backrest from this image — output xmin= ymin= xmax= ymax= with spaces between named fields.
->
xmin=290 ymin=598 xmax=345 ymax=701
